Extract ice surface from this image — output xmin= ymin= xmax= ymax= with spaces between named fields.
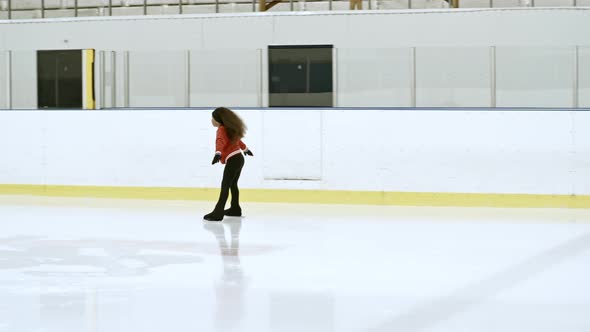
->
xmin=0 ymin=196 xmax=589 ymax=332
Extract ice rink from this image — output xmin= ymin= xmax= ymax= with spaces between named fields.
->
xmin=0 ymin=195 xmax=589 ymax=332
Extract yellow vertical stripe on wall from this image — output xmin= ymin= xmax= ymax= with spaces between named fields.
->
xmin=83 ymin=49 xmax=95 ymax=110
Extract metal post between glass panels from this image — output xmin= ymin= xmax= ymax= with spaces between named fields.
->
xmin=75 ymin=0 xmax=78 ymax=17
xmin=8 ymin=0 xmax=11 ymax=19
xmin=185 ymin=50 xmax=191 ymax=107
xmin=329 ymin=0 xmax=332 ymax=10
xmin=109 ymin=0 xmax=112 ymax=15
xmin=111 ymin=51 xmax=117 ymax=107
xmin=6 ymin=51 xmax=12 ymax=109
xmin=491 ymin=47 xmax=496 ymax=106
xmin=100 ymin=51 xmax=105 ymax=109
xmin=41 ymin=0 xmax=45 ymax=18
xmin=144 ymin=0 xmax=147 ymax=15
xmin=216 ymin=0 xmax=219 ymax=13
xmin=179 ymin=0 xmax=183 ymax=14
xmin=574 ymin=46 xmax=579 ymax=108
xmin=290 ymin=0 xmax=293 ymax=11
xmin=124 ymin=51 xmax=130 ymax=107
xmin=411 ymin=47 xmax=416 ymax=107
xmin=332 ymin=48 xmax=338 ymax=107
xmin=257 ymin=49 xmax=262 ymax=107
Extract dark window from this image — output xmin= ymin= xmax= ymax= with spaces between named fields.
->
xmin=37 ymin=50 xmax=83 ymax=109
xmin=269 ymin=45 xmax=333 ymax=107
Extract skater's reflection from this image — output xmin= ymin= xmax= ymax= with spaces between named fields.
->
xmin=203 ymin=220 xmax=245 ymax=331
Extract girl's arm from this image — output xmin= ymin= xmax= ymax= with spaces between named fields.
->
xmin=215 ymin=127 xmax=228 ymax=154
xmin=240 ymin=139 xmax=254 ymax=156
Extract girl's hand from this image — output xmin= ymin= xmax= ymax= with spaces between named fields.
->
xmin=212 ymin=153 xmax=221 ymax=165
xmin=244 ymin=149 xmax=254 ymax=157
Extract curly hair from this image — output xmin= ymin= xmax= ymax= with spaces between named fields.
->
xmin=213 ymin=107 xmax=247 ymax=143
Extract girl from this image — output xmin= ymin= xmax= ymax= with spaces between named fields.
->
xmin=204 ymin=107 xmax=253 ymax=222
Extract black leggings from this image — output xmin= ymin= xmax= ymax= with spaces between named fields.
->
xmin=214 ymin=153 xmax=244 ymax=212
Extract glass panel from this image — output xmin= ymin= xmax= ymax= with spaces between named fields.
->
xmin=410 ymin=0 xmax=448 ymax=8
xmin=0 ymin=52 xmax=6 ymax=108
xmin=37 ymin=50 xmax=83 ymax=109
xmin=377 ymin=0 xmax=411 ymax=9
xmin=181 ymin=3 xmax=216 ymax=14
xmin=100 ymin=51 xmax=117 ymax=109
xmin=11 ymin=51 xmax=38 ymax=109
xmin=262 ymin=0 xmax=294 ymax=12
xmin=338 ymin=48 xmax=412 ymax=107
xmin=0 ymin=0 xmax=8 ymax=19
xmin=496 ymin=47 xmax=574 ymax=107
xmin=579 ymin=46 xmax=590 ymax=107
xmin=112 ymin=0 xmax=144 ymax=16
xmin=75 ymin=0 xmax=103 ymax=17
xmin=490 ymin=0 xmax=521 ymax=7
xmin=128 ymin=51 xmax=186 ymax=107
xmin=303 ymin=0 xmax=331 ymax=10
xmin=533 ymin=0 xmax=575 ymax=6
xmin=146 ymin=1 xmax=181 ymax=15
xmin=10 ymin=0 xmax=42 ymax=19
xmin=457 ymin=0 xmax=492 ymax=8
xmin=190 ymin=49 xmax=259 ymax=107
xmin=43 ymin=0 xmax=73 ymax=18
xmin=416 ymin=47 xmax=491 ymax=107
xmin=44 ymin=8 xmax=75 ymax=18
xmin=269 ymin=46 xmax=333 ymax=107
xmin=218 ymin=0 xmax=256 ymax=13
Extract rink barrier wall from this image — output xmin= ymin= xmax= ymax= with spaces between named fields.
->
xmin=0 ymin=185 xmax=589 ymax=209
xmin=0 ymin=108 xmax=589 ymax=209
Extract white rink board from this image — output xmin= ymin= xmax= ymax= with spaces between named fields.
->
xmin=0 ymin=109 xmax=588 ymax=195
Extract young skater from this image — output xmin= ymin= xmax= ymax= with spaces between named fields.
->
xmin=204 ymin=107 xmax=253 ymax=222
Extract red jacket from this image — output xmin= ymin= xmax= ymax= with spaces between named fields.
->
xmin=215 ymin=126 xmax=247 ymax=164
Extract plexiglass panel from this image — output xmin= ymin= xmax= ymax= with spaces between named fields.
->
xmin=128 ymin=51 xmax=187 ymax=107
xmin=337 ymin=48 xmax=412 ymax=107
xmin=190 ymin=49 xmax=260 ymax=107
xmin=10 ymin=0 xmax=42 ymax=18
xmin=416 ymin=47 xmax=491 ymax=107
xmin=0 ymin=2 xmax=7 ymax=19
xmin=579 ymin=46 xmax=590 ymax=107
xmin=10 ymin=51 xmax=37 ymax=109
xmin=496 ymin=46 xmax=574 ymax=107
xmin=0 ymin=52 xmax=6 ymax=108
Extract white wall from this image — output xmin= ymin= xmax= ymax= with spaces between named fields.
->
xmin=0 ymin=109 xmax=588 ymax=196
xmin=0 ymin=8 xmax=588 ymax=56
